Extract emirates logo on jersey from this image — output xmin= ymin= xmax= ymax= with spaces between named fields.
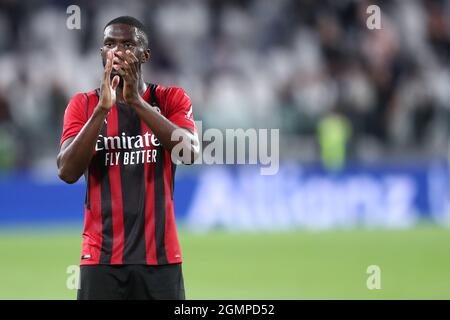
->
xmin=95 ymin=131 xmax=161 ymax=167
xmin=95 ymin=132 xmax=160 ymax=151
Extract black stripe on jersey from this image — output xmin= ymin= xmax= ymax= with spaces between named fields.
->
xmin=154 ymin=147 xmax=168 ymax=265
xmin=99 ymin=121 xmax=113 ymax=264
xmin=149 ymin=83 xmax=169 ymax=265
xmin=149 ymin=83 xmax=158 ymax=106
xmin=85 ymin=172 xmax=90 ymax=210
xmin=117 ymin=102 xmax=147 ymax=263
xmin=84 ymin=92 xmax=92 ymax=210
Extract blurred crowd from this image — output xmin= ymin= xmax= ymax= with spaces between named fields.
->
xmin=0 ymin=0 xmax=449 ymax=171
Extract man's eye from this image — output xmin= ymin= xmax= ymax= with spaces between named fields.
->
xmin=104 ymin=43 xmax=113 ymax=47
xmin=124 ymin=43 xmax=133 ymax=48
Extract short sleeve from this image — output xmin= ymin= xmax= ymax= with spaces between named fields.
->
xmin=165 ymin=87 xmax=197 ymax=133
xmin=60 ymin=93 xmax=88 ymax=145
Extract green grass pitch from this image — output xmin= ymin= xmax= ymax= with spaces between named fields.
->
xmin=0 ymin=226 xmax=449 ymax=299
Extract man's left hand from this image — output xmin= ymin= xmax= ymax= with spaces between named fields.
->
xmin=113 ymin=50 xmax=141 ymax=105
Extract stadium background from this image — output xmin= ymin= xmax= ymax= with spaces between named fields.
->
xmin=0 ymin=0 xmax=450 ymax=299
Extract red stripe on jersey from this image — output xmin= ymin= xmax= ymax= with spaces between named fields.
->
xmin=83 ymin=163 xmax=103 ymax=264
xmin=141 ymin=121 xmax=158 ymax=264
xmin=164 ymin=151 xmax=182 ymax=263
xmin=107 ymin=106 xmax=125 ymax=264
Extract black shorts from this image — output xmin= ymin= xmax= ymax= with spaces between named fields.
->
xmin=77 ymin=263 xmax=185 ymax=300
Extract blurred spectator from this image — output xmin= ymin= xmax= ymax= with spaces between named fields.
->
xmin=317 ymin=108 xmax=352 ymax=171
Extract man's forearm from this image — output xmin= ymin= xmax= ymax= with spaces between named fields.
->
xmin=130 ymin=97 xmax=197 ymax=156
xmin=57 ymin=106 xmax=108 ymax=183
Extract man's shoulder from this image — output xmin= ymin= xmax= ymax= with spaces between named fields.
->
xmin=66 ymin=89 xmax=100 ymax=119
xmin=154 ymin=84 xmax=190 ymax=106
xmin=69 ymin=89 xmax=99 ymax=103
xmin=154 ymin=84 xmax=186 ymax=95
xmin=85 ymin=88 xmax=101 ymax=99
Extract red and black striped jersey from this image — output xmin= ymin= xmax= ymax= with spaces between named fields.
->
xmin=60 ymin=84 xmax=196 ymax=265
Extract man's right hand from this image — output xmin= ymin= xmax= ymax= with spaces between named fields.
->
xmin=98 ymin=50 xmax=120 ymax=111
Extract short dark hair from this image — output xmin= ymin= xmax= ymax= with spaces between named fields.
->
xmin=104 ymin=16 xmax=148 ymax=48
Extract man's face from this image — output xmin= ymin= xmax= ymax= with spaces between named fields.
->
xmin=101 ymin=23 xmax=148 ymax=77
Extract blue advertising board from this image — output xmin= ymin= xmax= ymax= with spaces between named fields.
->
xmin=0 ymin=162 xmax=449 ymax=230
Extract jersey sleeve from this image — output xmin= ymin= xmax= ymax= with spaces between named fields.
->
xmin=60 ymin=93 xmax=88 ymax=146
xmin=164 ymin=87 xmax=197 ymax=133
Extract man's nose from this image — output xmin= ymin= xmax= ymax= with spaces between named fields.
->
xmin=110 ymin=45 xmax=124 ymax=54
